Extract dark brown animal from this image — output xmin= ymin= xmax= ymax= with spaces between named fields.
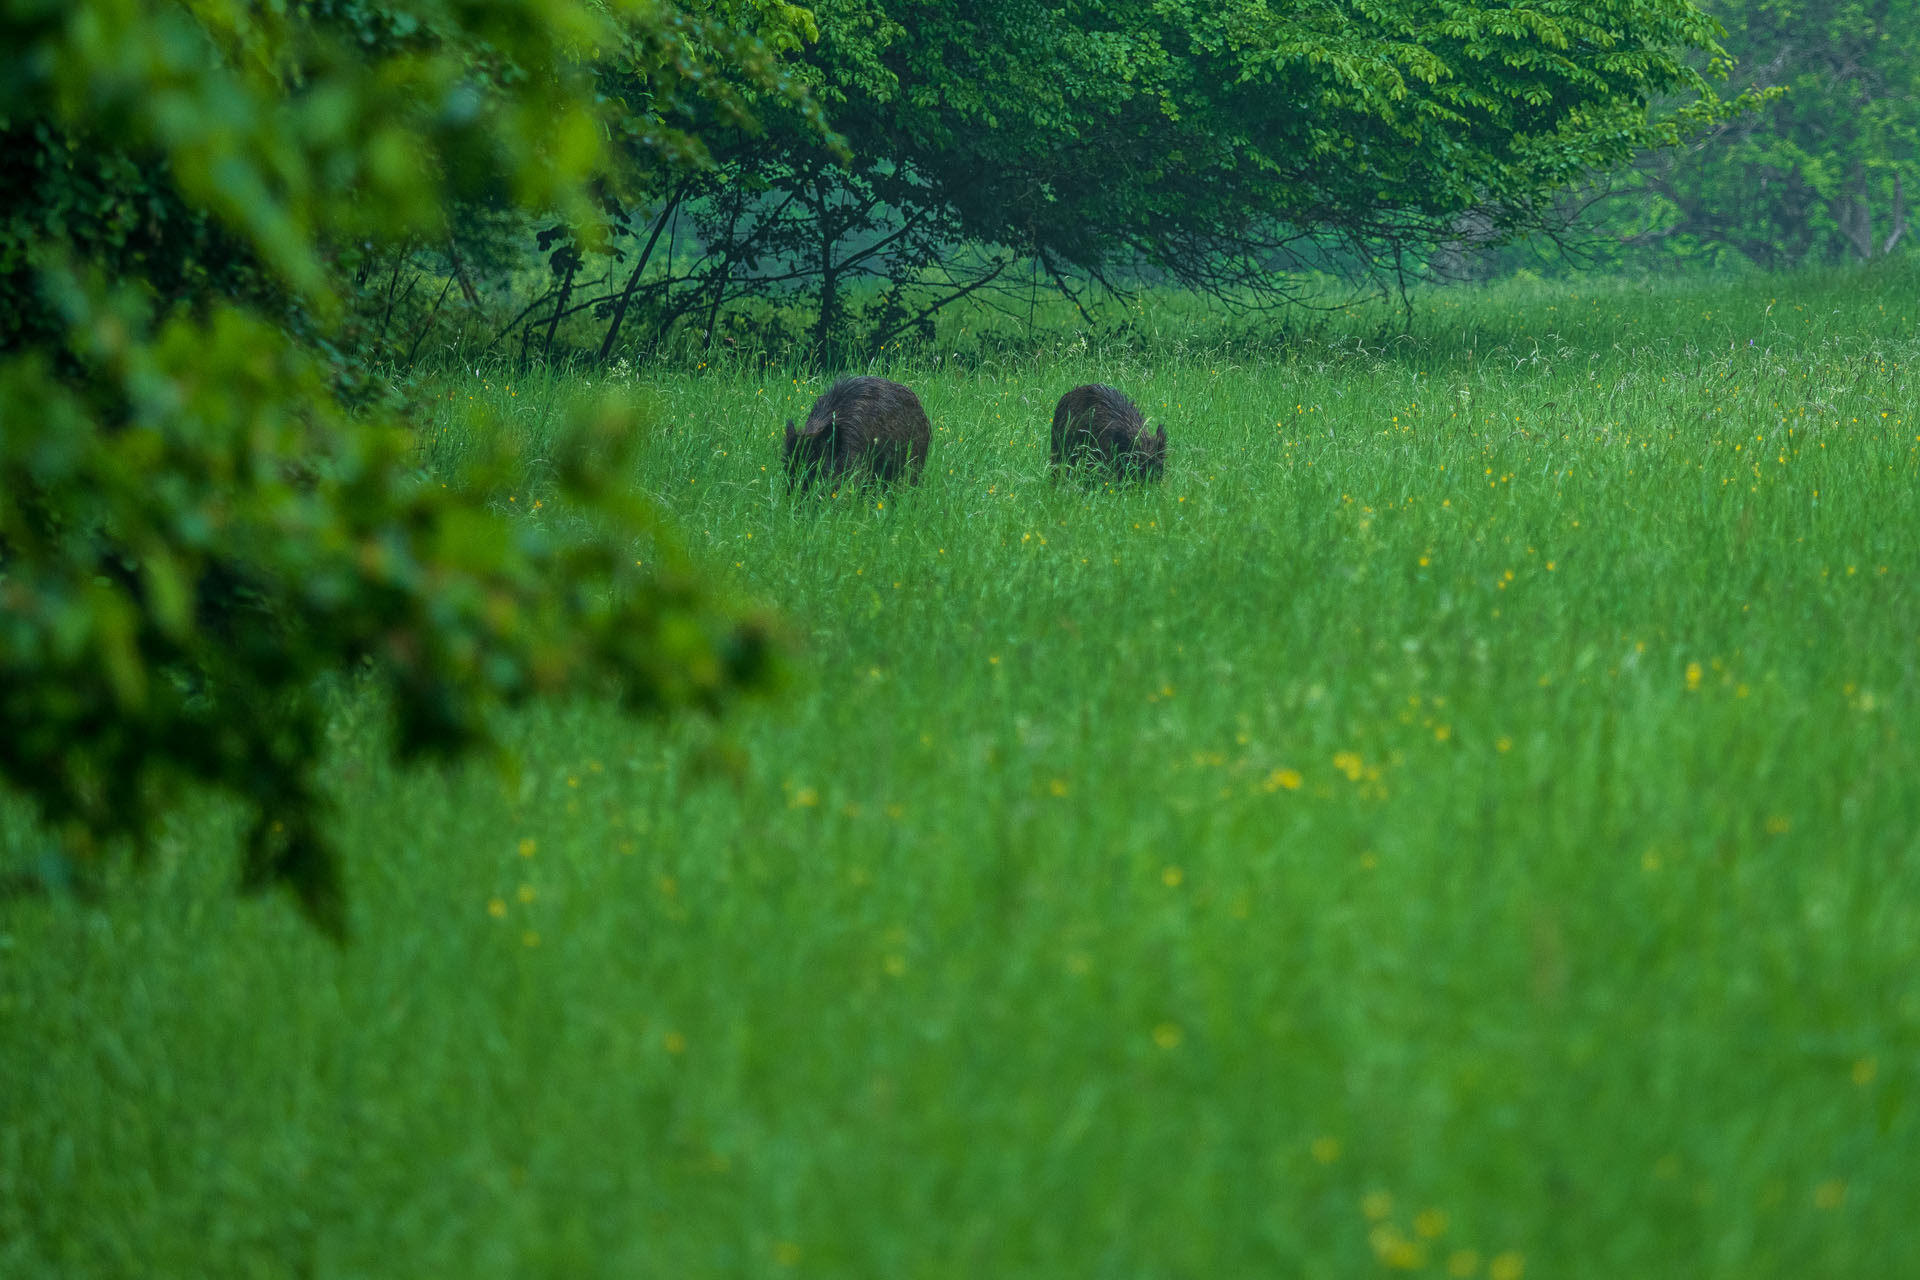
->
xmin=784 ymin=377 xmax=932 ymax=491
xmin=1050 ymin=384 xmax=1166 ymax=480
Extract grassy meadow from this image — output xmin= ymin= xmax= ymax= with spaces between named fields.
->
xmin=4 ymin=265 xmax=1919 ymax=1277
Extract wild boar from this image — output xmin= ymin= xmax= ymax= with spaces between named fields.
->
xmin=784 ymin=376 xmax=932 ymax=490
xmin=1049 ymin=384 xmax=1166 ymax=480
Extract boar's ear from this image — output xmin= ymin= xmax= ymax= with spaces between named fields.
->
xmin=785 ymin=420 xmax=798 ymax=445
xmin=1154 ymin=425 xmax=1167 ymax=444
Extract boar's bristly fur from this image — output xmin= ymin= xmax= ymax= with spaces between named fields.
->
xmin=783 ymin=376 xmax=932 ymax=491
xmin=1049 ymin=384 xmax=1166 ymax=481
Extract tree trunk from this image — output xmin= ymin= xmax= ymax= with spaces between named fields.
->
xmin=700 ymin=197 xmax=742 ymax=353
xmin=402 ymin=274 xmax=456 ymax=367
xmin=814 ymin=260 xmax=840 ymax=361
xmin=1834 ymin=165 xmax=1875 ymax=261
xmin=369 ymin=255 xmax=412 ymax=363
xmin=701 ymin=272 xmax=730 ymax=351
xmin=810 ymin=173 xmax=841 ymax=361
xmin=542 ymin=253 xmax=578 ymax=365
xmin=1882 ymin=172 xmax=1908 ymax=255
xmin=596 ymin=185 xmax=684 ymax=364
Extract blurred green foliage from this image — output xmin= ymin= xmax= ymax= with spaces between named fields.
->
xmin=0 ymin=0 xmax=815 ymax=932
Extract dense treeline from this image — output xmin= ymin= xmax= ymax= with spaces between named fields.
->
xmin=353 ymin=0 xmax=1747 ymax=365
xmin=340 ymin=1 xmax=1920 ymax=365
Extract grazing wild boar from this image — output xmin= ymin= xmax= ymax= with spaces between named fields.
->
xmin=1050 ymin=384 xmax=1166 ymax=480
xmin=784 ymin=376 xmax=932 ymax=491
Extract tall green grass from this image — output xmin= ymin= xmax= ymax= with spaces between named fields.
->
xmin=4 ymin=264 xmax=1919 ymax=1278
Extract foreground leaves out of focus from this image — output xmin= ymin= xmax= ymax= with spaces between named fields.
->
xmin=0 ymin=0 xmax=816 ymax=932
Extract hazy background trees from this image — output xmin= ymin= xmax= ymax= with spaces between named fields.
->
xmin=1610 ymin=0 xmax=1914 ymax=268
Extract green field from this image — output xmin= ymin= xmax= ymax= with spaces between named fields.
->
xmin=4 ymin=267 xmax=1919 ymax=1278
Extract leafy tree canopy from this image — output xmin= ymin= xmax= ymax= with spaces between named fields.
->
xmin=766 ymin=0 xmax=1739 ymax=294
